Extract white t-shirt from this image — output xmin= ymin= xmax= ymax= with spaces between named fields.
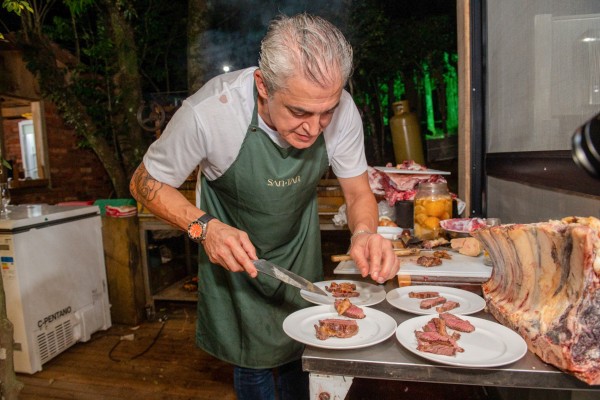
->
xmin=143 ymin=67 xmax=367 ymax=189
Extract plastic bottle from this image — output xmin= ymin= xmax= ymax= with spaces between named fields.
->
xmin=390 ymin=100 xmax=425 ymax=165
xmin=413 ymin=182 xmax=452 ymax=240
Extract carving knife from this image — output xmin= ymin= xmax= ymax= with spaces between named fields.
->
xmin=252 ymin=259 xmax=329 ymax=297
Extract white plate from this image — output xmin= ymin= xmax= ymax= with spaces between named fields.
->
xmin=396 ymin=314 xmax=527 ymax=367
xmin=375 ymin=166 xmax=451 ymax=175
xmin=301 ymin=280 xmax=386 ymax=306
xmin=386 ymin=286 xmax=486 ymax=315
xmin=283 ymin=305 xmax=397 ymax=350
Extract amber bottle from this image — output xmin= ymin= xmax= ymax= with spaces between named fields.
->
xmin=390 ymin=100 xmax=425 ymax=165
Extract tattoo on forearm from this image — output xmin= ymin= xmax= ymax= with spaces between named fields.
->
xmin=132 ymin=166 xmax=163 ymax=202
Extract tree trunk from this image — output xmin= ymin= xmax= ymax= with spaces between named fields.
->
xmin=187 ymin=0 xmax=209 ymax=94
xmin=103 ymin=0 xmax=148 ymax=175
xmin=0 ymin=272 xmax=23 ymax=400
xmin=19 ymin=34 xmax=131 ymax=197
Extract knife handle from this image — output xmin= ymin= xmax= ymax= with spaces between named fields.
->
xmin=331 ymin=248 xmax=420 ymax=262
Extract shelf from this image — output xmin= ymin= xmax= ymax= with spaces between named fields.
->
xmin=152 ymin=276 xmax=198 ymax=302
xmin=139 ymin=215 xmax=198 ymax=312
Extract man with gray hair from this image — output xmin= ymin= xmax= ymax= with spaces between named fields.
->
xmin=131 ymin=12 xmax=399 ymax=399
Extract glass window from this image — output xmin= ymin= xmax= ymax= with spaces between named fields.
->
xmin=0 ymin=96 xmax=49 ymax=186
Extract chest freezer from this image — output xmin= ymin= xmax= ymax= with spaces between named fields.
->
xmin=0 ymin=204 xmax=112 ymax=373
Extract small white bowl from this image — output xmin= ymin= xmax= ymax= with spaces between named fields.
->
xmin=377 ymin=226 xmax=404 ymax=240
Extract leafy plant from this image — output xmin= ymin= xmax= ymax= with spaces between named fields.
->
xmin=1 ymin=0 xmax=187 ymax=196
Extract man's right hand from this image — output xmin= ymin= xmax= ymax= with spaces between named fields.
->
xmin=201 ymin=220 xmax=260 ymax=277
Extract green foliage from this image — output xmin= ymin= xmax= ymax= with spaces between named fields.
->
xmin=347 ymin=0 xmax=458 ymax=164
xmin=2 ymin=0 xmax=32 ymax=16
xmin=1 ymin=157 xmax=11 ymax=169
xmin=0 ymin=0 xmax=31 ymax=168
xmin=63 ymin=0 xmax=94 ymax=15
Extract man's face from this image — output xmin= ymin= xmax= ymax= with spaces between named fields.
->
xmin=255 ymin=71 xmax=343 ymax=149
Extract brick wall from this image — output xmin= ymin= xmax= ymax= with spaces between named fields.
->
xmin=2 ymin=101 xmax=115 ymax=205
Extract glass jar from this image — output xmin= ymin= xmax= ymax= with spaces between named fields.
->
xmin=413 ymin=182 xmax=452 ymax=240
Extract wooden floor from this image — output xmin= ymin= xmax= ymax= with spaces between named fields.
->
xmin=17 ymin=303 xmax=236 ymax=400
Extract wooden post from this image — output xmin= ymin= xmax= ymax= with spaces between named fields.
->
xmin=101 ymin=216 xmax=146 ymax=325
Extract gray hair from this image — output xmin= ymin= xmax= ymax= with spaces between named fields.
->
xmin=258 ymin=13 xmax=353 ymax=94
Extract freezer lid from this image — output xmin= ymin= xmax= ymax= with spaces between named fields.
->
xmin=0 ymin=205 xmax=100 ymax=231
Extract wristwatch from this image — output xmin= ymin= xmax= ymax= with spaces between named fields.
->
xmin=187 ymin=214 xmax=216 ymax=243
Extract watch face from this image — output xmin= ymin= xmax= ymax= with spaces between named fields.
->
xmin=188 ymin=221 xmax=203 ymax=240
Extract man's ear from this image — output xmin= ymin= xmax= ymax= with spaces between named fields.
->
xmin=254 ymin=69 xmax=269 ymax=99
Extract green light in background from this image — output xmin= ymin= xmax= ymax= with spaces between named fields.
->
xmin=422 ymin=62 xmax=440 ymax=139
xmin=444 ymin=52 xmax=458 ymax=135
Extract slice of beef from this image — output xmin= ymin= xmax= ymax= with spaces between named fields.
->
xmin=424 ymin=318 xmax=462 ymax=342
xmin=314 ymin=319 xmax=359 ymax=340
xmin=334 ymin=298 xmax=351 ymax=315
xmin=432 ymin=250 xmax=452 ymax=259
xmin=408 ymin=291 xmax=440 ymax=299
xmin=334 ymin=298 xmax=365 ymax=319
xmin=420 ymin=296 xmax=447 ymax=309
xmin=436 ymin=301 xmax=460 ymax=313
xmin=417 ymin=342 xmax=458 ymax=356
xmin=423 ymin=317 xmax=462 ymax=340
xmin=421 ymin=237 xmax=450 ymax=249
xmin=422 ymin=320 xmax=437 ymax=332
xmin=439 ymin=312 xmax=475 ymax=333
xmin=415 ymin=330 xmax=464 ymax=355
xmin=326 ymin=282 xmax=360 ymax=298
xmin=416 ymin=255 xmax=443 ymax=267
xmin=331 ymin=291 xmax=360 ymax=298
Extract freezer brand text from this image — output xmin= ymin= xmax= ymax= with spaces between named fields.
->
xmin=38 ymin=306 xmax=72 ymax=329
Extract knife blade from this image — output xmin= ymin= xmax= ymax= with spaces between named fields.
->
xmin=252 ymin=259 xmax=329 ymax=297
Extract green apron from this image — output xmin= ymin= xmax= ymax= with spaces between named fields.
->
xmin=195 ymin=89 xmax=329 ymax=368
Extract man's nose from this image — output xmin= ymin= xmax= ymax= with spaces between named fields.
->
xmin=303 ymin=115 xmax=322 ymax=137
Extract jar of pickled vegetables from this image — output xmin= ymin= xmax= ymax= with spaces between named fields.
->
xmin=413 ymin=182 xmax=452 ymax=240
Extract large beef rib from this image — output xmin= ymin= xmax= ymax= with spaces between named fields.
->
xmin=472 ymin=216 xmax=600 ymax=385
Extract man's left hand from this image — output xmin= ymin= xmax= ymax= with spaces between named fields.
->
xmin=349 ymin=232 xmax=400 ymax=283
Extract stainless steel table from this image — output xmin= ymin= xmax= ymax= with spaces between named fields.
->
xmin=302 ymin=280 xmax=600 ymax=399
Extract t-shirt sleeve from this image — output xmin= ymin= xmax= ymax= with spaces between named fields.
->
xmin=327 ymin=93 xmax=368 ymax=179
xmin=143 ymin=101 xmax=206 ymax=188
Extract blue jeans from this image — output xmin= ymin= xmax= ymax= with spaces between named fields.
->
xmin=233 ymin=359 xmax=309 ymax=400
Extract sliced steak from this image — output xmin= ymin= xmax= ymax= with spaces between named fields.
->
xmin=417 ymin=342 xmax=458 ymax=356
xmin=422 ymin=317 xmax=461 ymax=340
xmin=420 ymin=296 xmax=447 ymax=309
xmin=334 ymin=298 xmax=365 ymax=319
xmin=436 ymin=301 xmax=460 ymax=313
xmin=432 ymin=250 xmax=452 ymax=259
xmin=314 ymin=319 xmax=359 ymax=340
xmin=408 ymin=291 xmax=440 ymax=299
xmin=416 ymin=255 xmax=443 ymax=267
xmin=439 ymin=313 xmax=475 ymax=333
xmin=415 ymin=330 xmax=464 ymax=355
xmin=326 ymin=282 xmax=360 ymax=298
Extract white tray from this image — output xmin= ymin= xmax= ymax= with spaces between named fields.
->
xmin=334 ymin=251 xmax=491 ymax=280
